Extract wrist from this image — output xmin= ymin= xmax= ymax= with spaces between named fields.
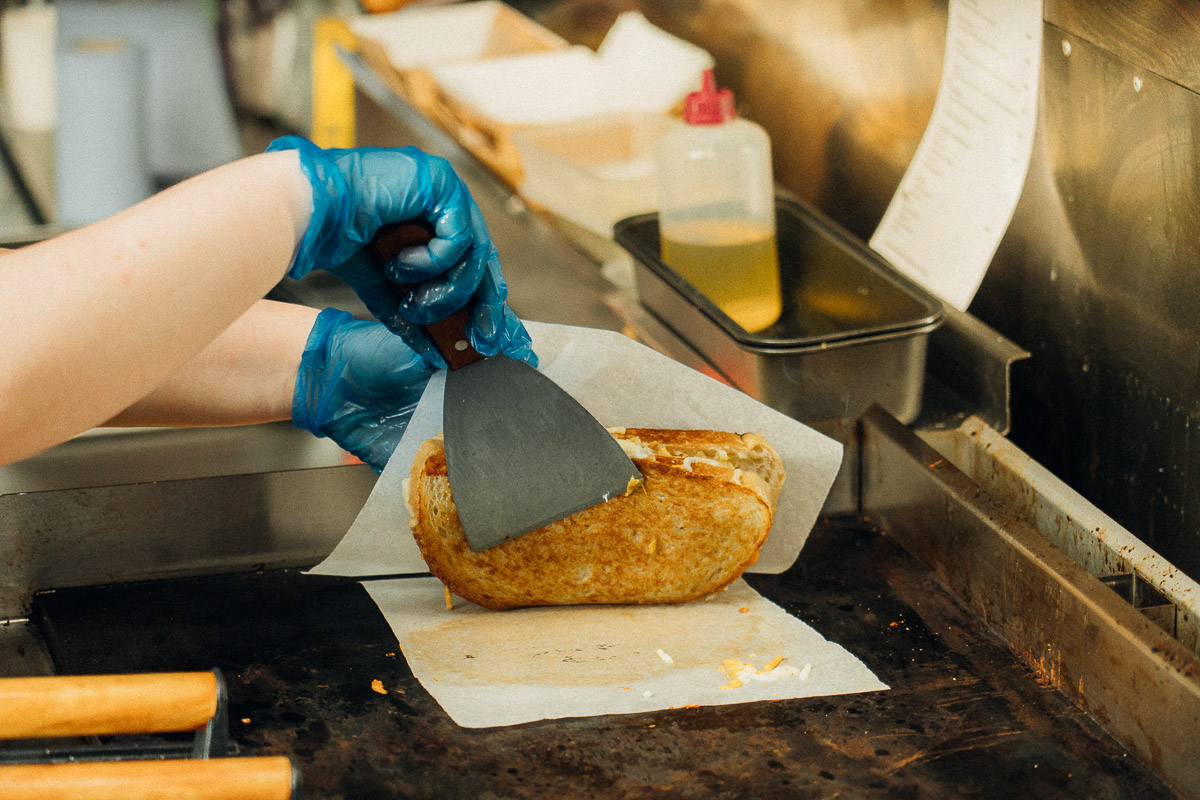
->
xmin=269 ymin=148 xmax=316 ymax=278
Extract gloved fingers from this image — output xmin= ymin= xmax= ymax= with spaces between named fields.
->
xmin=389 ymin=149 xmax=482 ymax=273
xmin=465 ymin=263 xmax=537 ymax=366
xmin=350 ymin=147 xmax=476 ymax=275
xmin=293 ymin=308 xmax=437 ymax=471
xmin=382 ymin=315 xmax=448 ymax=370
xmin=392 ymin=242 xmax=488 ymax=324
xmin=469 ymin=302 xmax=537 ymax=367
xmin=331 ymin=252 xmax=402 ymax=313
xmin=334 ymin=252 xmax=449 ymax=370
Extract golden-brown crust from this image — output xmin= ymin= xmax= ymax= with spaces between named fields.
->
xmin=405 ymin=429 xmax=785 ymax=610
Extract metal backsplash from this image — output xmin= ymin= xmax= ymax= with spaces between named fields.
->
xmin=516 ymin=0 xmax=1200 ymax=580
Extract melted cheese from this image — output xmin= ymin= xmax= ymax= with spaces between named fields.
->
xmin=617 ymin=438 xmax=657 ymax=460
xmin=717 ymin=657 xmax=811 ymax=690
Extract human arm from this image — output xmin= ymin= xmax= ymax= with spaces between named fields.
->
xmin=105 ymin=299 xmax=319 ymax=428
xmin=0 ymin=151 xmax=311 ymax=464
xmin=111 ymin=300 xmax=433 ymax=472
xmin=0 ymin=138 xmax=532 ymax=467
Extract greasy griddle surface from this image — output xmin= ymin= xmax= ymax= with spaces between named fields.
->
xmin=32 ymin=519 xmax=1177 ymax=800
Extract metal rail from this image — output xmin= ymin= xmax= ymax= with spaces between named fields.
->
xmin=861 ymin=405 xmax=1200 ymax=798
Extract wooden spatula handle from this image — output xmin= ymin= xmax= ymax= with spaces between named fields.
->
xmin=369 ymin=220 xmax=485 ymax=370
xmin=0 ymin=672 xmax=218 ymax=739
xmin=0 ymin=756 xmax=298 ymax=800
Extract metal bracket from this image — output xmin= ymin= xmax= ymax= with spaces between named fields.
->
xmin=191 ymin=668 xmax=230 ymax=760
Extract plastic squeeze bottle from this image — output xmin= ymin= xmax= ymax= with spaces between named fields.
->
xmin=655 ymin=69 xmax=781 ymax=333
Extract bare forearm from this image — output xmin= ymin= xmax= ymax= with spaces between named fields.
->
xmin=107 ymin=300 xmax=319 ymax=428
xmin=0 ymin=151 xmax=312 ymax=464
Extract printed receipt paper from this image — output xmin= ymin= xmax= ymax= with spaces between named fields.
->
xmin=311 ymin=321 xmax=887 ymax=727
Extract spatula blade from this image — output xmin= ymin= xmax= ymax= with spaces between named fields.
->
xmin=443 ymin=355 xmax=641 ymax=552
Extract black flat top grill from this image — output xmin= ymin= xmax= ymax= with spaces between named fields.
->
xmin=29 ymin=518 xmax=1177 ymax=799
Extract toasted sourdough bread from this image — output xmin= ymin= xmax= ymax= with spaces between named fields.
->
xmin=402 ymin=428 xmax=786 ymax=610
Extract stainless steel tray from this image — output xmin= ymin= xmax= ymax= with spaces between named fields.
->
xmin=614 ymin=197 xmax=943 ymax=423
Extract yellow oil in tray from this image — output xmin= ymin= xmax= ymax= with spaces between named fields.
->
xmin=661 ymin=219 xmax=782 ymax=333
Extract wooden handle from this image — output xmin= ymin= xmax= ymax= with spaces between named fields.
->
xmin=0 ymin=672 xmax=218 ymax=739
xmin=370 ymin=220 xmax=485 ymax=370
xmin=0 ymin=757 xmax=297 ymax=800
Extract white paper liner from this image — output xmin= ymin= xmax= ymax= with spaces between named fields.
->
xmin=309 ymin=320 xmax=844 ymax=578
xmin=310 ymin=321 xmax=879 ymax=727
xmin=365 ymin=576 xmax=888 ymax=728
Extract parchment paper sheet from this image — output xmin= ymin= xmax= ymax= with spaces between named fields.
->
xmin=311 ymin=322 xmax=884 ymax=727
xmin=365 ymin=577 xmax=888 ymax=728
xmin=310 ymin=320 xmax=845 ymax=578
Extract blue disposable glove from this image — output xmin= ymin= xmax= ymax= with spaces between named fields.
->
xmin=293 ymin=308 xmax=435 ymax=472
xmin=267 ymin=136 xmax=536 ymax=369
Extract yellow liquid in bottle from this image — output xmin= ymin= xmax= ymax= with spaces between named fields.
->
xmin=661 ymin=220 xmax=782 ymax=332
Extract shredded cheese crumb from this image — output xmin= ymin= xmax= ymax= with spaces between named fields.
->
xmin=371 ymin=679 xmax=388 ymax=695
xmin=617 ymin=439 xmax=656 ymax=460
xmin=718 ymin=656 xmax=807 ymax=690
xmin=681 ymin=455 xmax=726 ymax=472
xmin=444 ymin=585 xmax=454 ymax=610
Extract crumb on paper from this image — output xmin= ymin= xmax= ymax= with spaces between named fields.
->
xmin=657 ymin=649 xmax=674 ymax=665
xmin=738 ymin=607 xmax=750 ymax=613
xmin=444 ymin=585 xmax=454 ymax=610
xmin=371 ymin=679 xmax=388 ymax=695
xmin=643 ymin=690 xmax=654 ymax=698
xmin=718 ymin=657 xmax=811 ymax=690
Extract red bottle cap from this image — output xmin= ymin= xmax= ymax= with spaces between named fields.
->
xmin=683 ymin=69 xmax=736 ymax=125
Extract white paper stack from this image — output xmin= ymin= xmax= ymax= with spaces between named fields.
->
xmin=349 ymin=0 xmax=567 ymax=69
xmin=431 ymin=12 xmax=713 ymax=126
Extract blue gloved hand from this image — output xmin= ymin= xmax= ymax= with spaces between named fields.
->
xmin=293 ymin=308 xmax=435 ymax=472
xmin=268 ymin=135 xmax=536 ymax=369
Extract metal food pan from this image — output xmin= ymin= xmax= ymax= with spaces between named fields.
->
xmin=614 ymin=198 xmax=943 ymax=423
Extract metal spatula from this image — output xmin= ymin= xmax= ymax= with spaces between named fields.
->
xmin=372 ymin=222 xmax=642 ymax=552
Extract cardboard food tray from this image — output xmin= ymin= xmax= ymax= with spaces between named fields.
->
xmin=352 ymin=2 xmax=567 ymax=186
